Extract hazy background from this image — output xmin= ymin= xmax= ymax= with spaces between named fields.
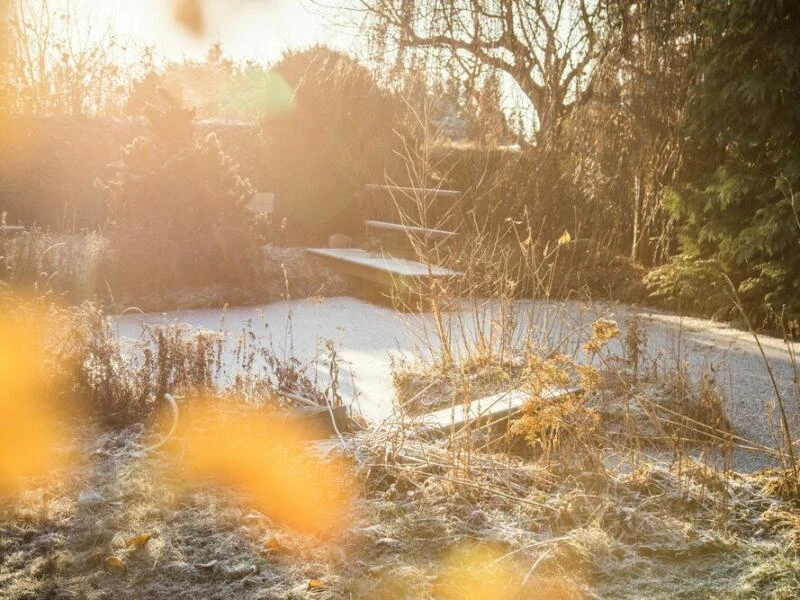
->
xmin=54 ymin=0 xmax=344 ymax=63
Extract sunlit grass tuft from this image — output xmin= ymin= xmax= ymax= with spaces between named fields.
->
xmin=433 ymin=542 xmax=581 ymax=599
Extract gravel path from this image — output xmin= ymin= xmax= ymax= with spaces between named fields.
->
xmin=113 ymin=297 xmax=799 ymax=472
xmin=627 ymin=308 xmax=799 ymax=472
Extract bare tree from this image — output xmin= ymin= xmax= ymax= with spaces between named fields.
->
xmin=6 ymin=0 xmax=127 ymax=117
xmin=0 ymin=0 xmax=13 ymax=114
xmin=352 ymin=0 xmax=606 ymax=146
xmin=562 ymin=0 xmax=704 ymax=263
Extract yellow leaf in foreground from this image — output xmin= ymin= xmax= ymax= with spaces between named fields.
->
xmin=104 ymin=556 xmax=127 ymax=572
xmin=557 ymin=230 xmax=572 ymax=246
xmin=172 ymin=0 xmax=204 ymax=36
xmin=126 ymin=533 xmax=152 ymax=549
xmin=433 ymin=542 xmax=581 ymax=600
xmin=265 ymin=537 xmax=288 ymax=554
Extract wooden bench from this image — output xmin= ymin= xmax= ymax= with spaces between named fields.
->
xmin=360 ymin=184 xmax=461 ymax=243
xmin=362 ymin=183 xmax=460 ymax=199
xmin=306 ymin=247 xmax=460 ymax=293
xmin=306 ymin=184 xmax=463 ymax=295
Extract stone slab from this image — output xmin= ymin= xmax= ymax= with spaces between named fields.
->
xmin=421 ymin=386 xmax=582 ymax=434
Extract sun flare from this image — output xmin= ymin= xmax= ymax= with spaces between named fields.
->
xmin=2 ymin=0 xmax=800 ymax=598
xmin=55 ymin=0 xmax=333 ymax=63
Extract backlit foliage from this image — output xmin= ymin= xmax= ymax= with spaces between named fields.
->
xmin=99 ymin=104 xmax=263 ymax=292
xmin=262 ymin=46 xmax=402 ymax=241
xmin=655 ymin=1 xmax=800 ymax=325
xmin=583 ymin=319 xmax=621 ymax=355
xmin=513 ymin=320 xmax=620 ymax=466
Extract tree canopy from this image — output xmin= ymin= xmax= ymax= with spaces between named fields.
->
xmin=358 ymin=0 xmax=605 ymax=146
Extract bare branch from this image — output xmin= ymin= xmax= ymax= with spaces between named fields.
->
xmin=355 ymin=0 xmax=604 ymax=142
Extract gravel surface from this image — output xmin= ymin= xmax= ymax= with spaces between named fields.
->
xmin=113 ymin=297 xmax=799 ymax=472
xmin=627 ymin=307 xmax=799 ymax=472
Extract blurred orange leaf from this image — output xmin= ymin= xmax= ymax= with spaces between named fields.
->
xmin=434 ymin=544 xmax=521 ymax=600
xmin=104 ymin=555 xmax=127 ymax=572
xmin=126 ymin=533 xmax=152 ymax=549
xmin=308 ymin=579 xmax=325 ymax=590
xmin=165 ymin=399 xmax=354 ymax=538
xmin=173 ymin=0 xmax=205 ymax=36
xmin=433 ymin=542 xmax=580 ymax=600
xmin=0 ymin=308 xmax=72 ymax=494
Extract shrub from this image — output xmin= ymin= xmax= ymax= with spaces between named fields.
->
xmin=261 ymin=47 xmax=402 ymax=243
xmin=644 ymin=256 xmax=730 ymax=320
xmin=0 ymin=117 xmax=141 ymax=229
xmin=662 ymin=2 xmax=800 ymax=325
xmin=98 ymin=104 xmax=263 ymax=294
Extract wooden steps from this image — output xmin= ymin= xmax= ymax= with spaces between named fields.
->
xmin=363 ymin=184 xmax=461 ymax=199
xmin=306 ymin=247 xmax=460 ymax=292
xmin=365 ymin=220 xmax=459 ymax=240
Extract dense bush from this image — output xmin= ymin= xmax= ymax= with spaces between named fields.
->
xmin=429 ymin=145 xmax=579 ymax=239
xmin=644 ymin=256 xmax=730 ymax=320
xmin=261 ymin=46 xmax=404 ymax=243
xmin=653 ymin=1 xmax=800 ymax=326
xmin=0 ymin=117 xmax=273 ymax=232
xmin=430 ymin=144 xmax=626 ymax=261
xmin=98 ymin=106 xmax=263 ymax=294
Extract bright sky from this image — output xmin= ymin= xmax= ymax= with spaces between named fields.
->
xmin=69 ymin=0 xmax=351 ymax=64
xmin=46 ymin=0 xmax=530 ymax=131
